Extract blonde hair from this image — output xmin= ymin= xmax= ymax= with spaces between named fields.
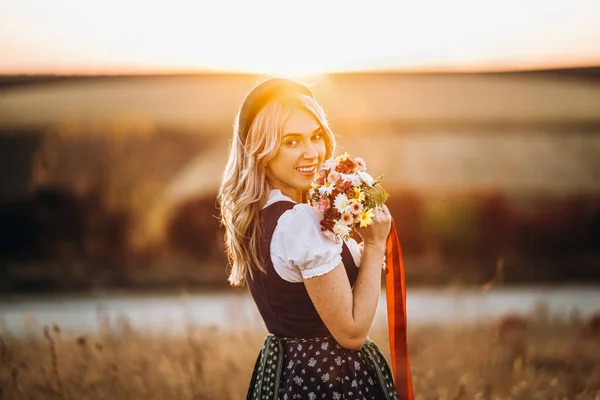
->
xmin=218 ymin=92 xmax=336 ymax=286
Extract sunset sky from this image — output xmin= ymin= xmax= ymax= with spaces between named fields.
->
xmin=2 ymin=0 xmax=600 ymax=75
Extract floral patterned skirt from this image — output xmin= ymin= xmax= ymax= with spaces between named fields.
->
xmin=247 ymin=335 xmax=399 ymax=400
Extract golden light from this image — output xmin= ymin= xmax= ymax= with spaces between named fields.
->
xmin=1 ymin=0 xmax=599 ymax=74
xmin=143 ymin=5 xmax=368 ymax=76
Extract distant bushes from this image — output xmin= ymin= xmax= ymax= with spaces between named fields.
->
xmin=1 ymin=183 xmax=598 ymax=293
xmin=164 ymin=189 xmax=600 ymax=286
xmin=0 ymin=185 xmax=229 ymax=292
xmin=384 ymin=190 xmax=600 ymax=284
xmin=165 ymin=195 xmax=225 ymax=264
xmin=0 ymin=185 xmax=130 ymax=263
xmin=0 ymin=184 xmax=132 ymax=291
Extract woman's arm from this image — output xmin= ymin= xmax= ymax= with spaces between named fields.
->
xmin=303 ymin=206 xmax=391 ymax=350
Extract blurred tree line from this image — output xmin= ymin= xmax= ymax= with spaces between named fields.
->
xmin=0 ymin=126 xmax=599 ymax=293
xmin=387 ymin=190 xmax=600 ymax=284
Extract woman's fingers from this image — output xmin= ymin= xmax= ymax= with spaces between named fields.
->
xmin=375 ymin=205 xmax=391 ymax=221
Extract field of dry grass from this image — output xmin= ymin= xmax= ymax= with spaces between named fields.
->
xmin=2 ymin=73 xmax=599 ymax=132
xmin=1 ymin=310 xmax=599 ymax=400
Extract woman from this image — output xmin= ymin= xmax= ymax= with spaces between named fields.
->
xmin=218 ymin=78 xmax=399 ymax=399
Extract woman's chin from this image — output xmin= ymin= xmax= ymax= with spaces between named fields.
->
xmin=300 ymin=179 xmax=316 ymax=190
xmin=293 ymin=173 xmax=316 ymax=185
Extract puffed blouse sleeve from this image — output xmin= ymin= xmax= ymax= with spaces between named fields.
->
xmin=271 ymin=204 xmax=343 ymax=280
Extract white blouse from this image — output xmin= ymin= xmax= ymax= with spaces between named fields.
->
xmin=264 ymin=189 xmax=364 ymax=282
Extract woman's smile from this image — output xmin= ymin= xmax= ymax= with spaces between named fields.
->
xmin=295 ymin=164 xmax=317 ymax=176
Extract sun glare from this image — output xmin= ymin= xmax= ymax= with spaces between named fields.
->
xmin=1 ymin=0 xmax=376 ymax=75
xmin=2 ymin=0 xmax=599 ymax=74
xmin=172 ymin=6 xmax=356 ymax=76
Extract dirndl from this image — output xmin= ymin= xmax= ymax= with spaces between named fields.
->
xmin=247 ymin=335 xmax=399 ymax=400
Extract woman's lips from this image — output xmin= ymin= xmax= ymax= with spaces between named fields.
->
xmin=295 ymin=165 xmax=316 ymax=176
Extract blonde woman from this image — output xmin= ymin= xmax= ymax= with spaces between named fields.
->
xmin=219 ymin=78 xmax=400 ymax=399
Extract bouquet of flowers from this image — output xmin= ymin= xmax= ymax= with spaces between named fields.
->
xmin=309 ymin=153 xmax=389 ymax=242
xmin=311 ymin=154 xmax=412 ymax=395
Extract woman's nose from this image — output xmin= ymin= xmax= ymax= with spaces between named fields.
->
xmin=303 ymin=143 xmax=319 ymax=160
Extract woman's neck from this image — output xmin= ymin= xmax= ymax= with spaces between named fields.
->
xmin=282 ymin=189 xmax=303 ymax=203
xmin=271 ymin=187 xmax=304 ymax=203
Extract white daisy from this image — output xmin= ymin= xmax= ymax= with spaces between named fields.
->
xmin=333 ymin=220 xmax=351 ymax=237
xmin=333 ymin=193 xmax=351 ymax=214
xmin=341 ymin=173 xmax=362 ymax=186
xmin=318 ymin=181 xmax=334 ymax=196
xmin=357 ymin=171 xmax=375 ymax=187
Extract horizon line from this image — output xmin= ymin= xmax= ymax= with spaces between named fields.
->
xmin=2 ymin=61 xmax=600 ymax=77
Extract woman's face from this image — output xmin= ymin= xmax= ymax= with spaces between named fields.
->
xmin=265 ymin=108 xmax=327 ymax=202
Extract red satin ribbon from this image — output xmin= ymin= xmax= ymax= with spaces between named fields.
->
xmin=385 ymin=219 xmax=414 ymax=400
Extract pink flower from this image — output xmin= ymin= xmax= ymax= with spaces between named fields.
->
xmin=322 ymin=230 xmax=341 ymax=243
xmin=354 ymin=157 xmax=367 ymax=172
xmin=340 ymin=212 xmax=354 ymax=225
xmin=327 ymin=171 xmax=340 ymax=183
xmin=322 ymin=158 xmax=337 ymax=171
xmin=316 ymin=196 xmax=331 ymax=213
xmin=350 ymin=201 xmax=363 ymax=215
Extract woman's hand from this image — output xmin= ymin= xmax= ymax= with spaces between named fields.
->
xmin=356 ymin=205 xmax=392 ymax=247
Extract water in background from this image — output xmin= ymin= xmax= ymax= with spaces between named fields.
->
xmin=1 ymin=286 xmax=599 ymax=337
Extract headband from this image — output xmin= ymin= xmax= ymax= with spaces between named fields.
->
xmin=237 ymin=78 xmax=314 ymax=143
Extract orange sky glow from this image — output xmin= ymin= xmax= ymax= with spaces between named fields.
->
xmin=2 ymin=0 xmax=600 ymax=75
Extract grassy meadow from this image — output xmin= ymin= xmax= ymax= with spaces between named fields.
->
xmin=1 ymin=308 xmax=599 ymax=400
xmin=1 ymin=73 xmax=599 ymax=132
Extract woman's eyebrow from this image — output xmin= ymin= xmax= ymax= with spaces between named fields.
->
xmin=282 ymin=127 xmax=323 ymax=138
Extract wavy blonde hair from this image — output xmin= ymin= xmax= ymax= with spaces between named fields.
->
xmin=218 ymin=92 xmax=336 ymax=286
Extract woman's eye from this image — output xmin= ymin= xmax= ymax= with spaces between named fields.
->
xmin=312 ymin=134 xmax=322 ymax=141
xmin=286 ymin=140 xmax=299 ymax=146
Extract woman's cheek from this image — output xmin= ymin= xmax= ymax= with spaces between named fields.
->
xmin=317 ymin=142 xmax=327 ymax=157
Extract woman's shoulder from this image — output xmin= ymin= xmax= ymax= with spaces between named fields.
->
xmin=263 ymin=189 xmax=295 ymax=209
xmin=263 ymin=190 xmax=320 ymax=225
xmin=272 ymin=203 xmax=343 ymax=276
xmin=278 ymin=203 xmax=321 ymax=228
